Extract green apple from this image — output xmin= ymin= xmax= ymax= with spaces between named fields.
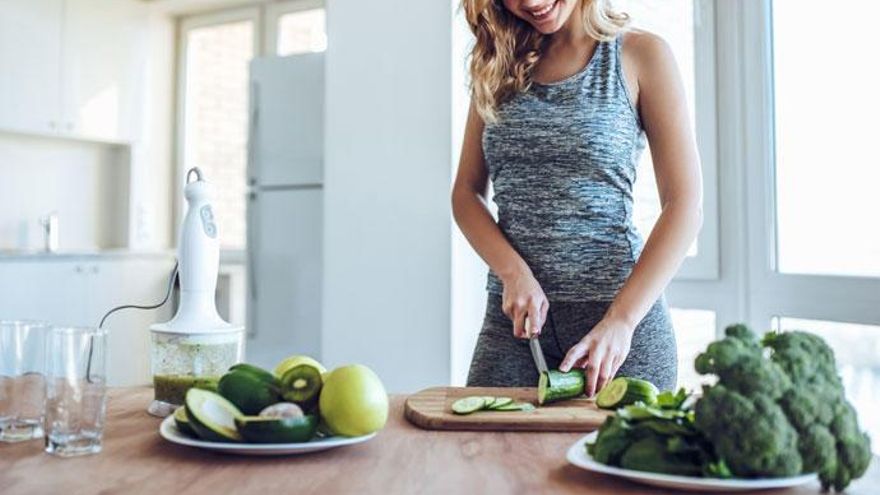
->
xmin=274 ymin=355 xmax=327 ymax=378
xmin=319 ymin=364 xmax=388 ymax=437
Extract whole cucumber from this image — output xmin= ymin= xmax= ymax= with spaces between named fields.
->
xmin=538 ymin=370 xmax=585 ymax=405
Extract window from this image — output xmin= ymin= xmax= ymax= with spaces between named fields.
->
xmin=772 ymin=1 xmax=880 ymax=278
xmin=180 ymin=14 xmax=256 ymax=250
xmin=265 ymin=0 xmax=327 ymax=58
xmin=613 ymin=0 xmax=718 ymax=278
xmin=276 ymin=9 xmax=326 ymax=55
xmin=772 ymin=317 xmax=880 ymax=453
xmin=177 ymin=2 xmax=326 ymax=252
xmin=669 ymin=308 xmax=716 ymax=391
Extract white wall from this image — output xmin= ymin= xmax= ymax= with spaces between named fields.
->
xmin=0 ymin=133 xmax=128 ymax=251
xmin=322 ymin=0 xmax=454 ymax=392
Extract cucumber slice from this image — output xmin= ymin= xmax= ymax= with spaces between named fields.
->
xmin=451 ymin=396 xmax=486 ymax=414
xmin=487 ymin=397 xmax=514 ymax=409
xmin=185 ymin=388 xmax=244 ymax=442
xmin=537 ymin=370 xmax=585 ymax=405
xmin=280 ymin=364 xmax=323 ymax=406
xmin=596 ymin=377 xmax=659 ymax=409
xmin=481 ymin=396 xmax=497 ymax=408
xmin=494 ymin=401 xmax=535 ymax=412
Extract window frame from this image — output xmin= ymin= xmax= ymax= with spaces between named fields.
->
xmin=670 ymin=0 xmax=720 ymax=281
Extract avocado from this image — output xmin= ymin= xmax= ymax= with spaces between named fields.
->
xmin=228 ymin=363 xmax=278 ymax=385
xmin=184 ymin=388 xmax=244 ymax=442
xmin=235 ymin=415 xmax=318 ymax=443
xmin=218 ymin=369 xmax=282 ymax=415
xmin=173 ymin=406 xmax=197 ymax=437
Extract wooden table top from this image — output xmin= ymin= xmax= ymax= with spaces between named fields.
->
xmin=1 ymin=387 xmax=877 ymax=494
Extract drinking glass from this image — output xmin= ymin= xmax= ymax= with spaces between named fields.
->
xmin=0 ymin=320 xmax=49 ymax=442
xmin=44 ymin=326 xmax=108 ymax=456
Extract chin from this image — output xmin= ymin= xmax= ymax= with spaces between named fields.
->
xmin=522 ymin=0 xmax=567 ymax=34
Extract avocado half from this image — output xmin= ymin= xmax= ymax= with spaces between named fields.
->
xmin=235 ymin=415 xmax=318 ymax=443
xmin=185 ymin=388 xmax=244 ymax=442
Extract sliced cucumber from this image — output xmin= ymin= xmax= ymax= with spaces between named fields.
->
xmin=596 ymin=377 xmax=659 ymax=409
xmin=494 ymin=401 xmax=535 ymax=412
xmin=451 ymin=396 xmax=486 ymax=414
xmin=537 ymin=370 xmax=585 ymax=405
xmin=185 ymin=388 xmax=244 ymax=442
xmin=280 ymin=364 xmax=323 ymax=406
xmin=481 ymin=396 xmax=497 ymax=408
xmin=487 ymin=397 xmax=514 ymax=409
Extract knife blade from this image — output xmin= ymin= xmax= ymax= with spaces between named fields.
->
xmin=527 ymin=317 xmax=549 ymax=375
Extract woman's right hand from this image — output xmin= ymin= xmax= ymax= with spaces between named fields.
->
xmin=501 ymin=270 xmax=549 ymax=339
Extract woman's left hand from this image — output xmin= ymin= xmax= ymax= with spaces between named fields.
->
xmin=559 ymin=318 xmax=636 ymax=397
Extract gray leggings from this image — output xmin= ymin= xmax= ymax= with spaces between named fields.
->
xmin=466 ymin=293 xmax=677 ymax=391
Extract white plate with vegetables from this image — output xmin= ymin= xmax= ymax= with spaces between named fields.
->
xmin=566 ymin=431 xmax=817 ymax=492
xmin=159 ymin=415 xmax=376 ymax=456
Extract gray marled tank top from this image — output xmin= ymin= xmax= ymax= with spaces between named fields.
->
xmin=483 ymin=35 xmax=646 ymax=301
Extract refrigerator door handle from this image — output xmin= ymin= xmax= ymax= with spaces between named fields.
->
xmin=246 ymin=80 xmax=260 ymax=188
xmin=246 ymin=190 xmax=258 ymax=339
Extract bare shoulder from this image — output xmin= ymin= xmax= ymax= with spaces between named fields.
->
xmin=620 ymin=29 xmax=677 ymax=82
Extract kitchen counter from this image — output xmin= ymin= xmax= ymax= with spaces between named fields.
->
xmin=0 ymin=248 xmax=175 ymax=261
xmin=1 ymin=387 xmax=878 ymax=494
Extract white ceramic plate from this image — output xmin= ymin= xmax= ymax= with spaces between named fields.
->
xmin=566 ymin=432 xmax=817 ymax=492
xmin=159 ymin=415 xmax=376 ymax=456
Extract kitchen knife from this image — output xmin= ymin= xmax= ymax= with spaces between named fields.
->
xmin=527 ymin=317 xmax=549 ymax=375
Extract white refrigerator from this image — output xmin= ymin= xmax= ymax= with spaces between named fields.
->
xmin=246 ymin=53 xmax=324 ymax=368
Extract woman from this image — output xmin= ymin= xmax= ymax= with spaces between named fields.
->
xmin=453 ymin=0 xmax=702 ymax=396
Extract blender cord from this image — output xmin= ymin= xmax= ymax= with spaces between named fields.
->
xmin=86 ymin=260 xmax=180 ymax=383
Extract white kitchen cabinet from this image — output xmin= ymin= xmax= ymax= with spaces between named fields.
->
xmin=61 ymin=0 xmax=147 ymax=142
xmin=0 ymin=256 xmax=176 ymax=386
xmin=0 ymin=0 xmax=147 ymax=143
xmin=0 ymin=0 xmax=64 ymax=135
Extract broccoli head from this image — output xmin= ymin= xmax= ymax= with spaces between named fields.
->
xmin=695 ymin=324 xmax=791 ymax=400
xmin=695 ymin=325 xmax=873 ymax=491
xmin=694 ymin=384 xmax=802 ymax=477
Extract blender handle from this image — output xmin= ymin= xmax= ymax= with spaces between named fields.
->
xmin=246 ymin=191 xmax=258 ymax=339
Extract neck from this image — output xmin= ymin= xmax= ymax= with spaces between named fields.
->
xmin=549 ymin=1 xmax=589 ymax=47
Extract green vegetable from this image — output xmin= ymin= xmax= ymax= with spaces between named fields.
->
xmin=537 ymin=370 xmax=585 ymax=405
xmin=229 ymin=363 xmax=277 ymax=384
xmin=280 ymin=364 xmax=323 ymax=407
xmin=173 ymin=406 xmax=196 ymax=437
xmin=184 ymin=388 xmax=243 ymax=442
xmin=587 ymin=394 xmax=727 ymax=478
xmin=451 ymin=396 xmax=485 ymax=414
xmin=619 ymin=436 xmax=703 ymax=477
xmin=235 ymin=415 xmax=318 ymax=443
xmin=450 ymin=396 xmax=535 ymax=414
xmin=596 ymin=377 xmax=659 ymax=409
xmin=493 ymin=402 xmax=535 ymax=412
xmin=217 ymin=368 xmax=282 ymax=415
xmin=487 ymin=397 xmax=514 ymax=409
xmin=693 ymin=324 xmax=872 ymax=491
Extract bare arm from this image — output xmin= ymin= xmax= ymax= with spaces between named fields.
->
xmin=451 ymin=103 xmax=549 ymax=338
xmin=561 ymin=33 xmax=703 ymax=395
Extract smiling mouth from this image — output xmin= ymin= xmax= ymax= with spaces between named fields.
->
xmin=527 ymin=0 xmax=559 ymax=22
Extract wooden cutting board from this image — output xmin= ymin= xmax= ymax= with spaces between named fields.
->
xmin=404 ymin=386 xmax=610 ymax=432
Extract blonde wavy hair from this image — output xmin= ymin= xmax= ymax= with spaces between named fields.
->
xmin=463 ymin=0 xmax=629 ymax=122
